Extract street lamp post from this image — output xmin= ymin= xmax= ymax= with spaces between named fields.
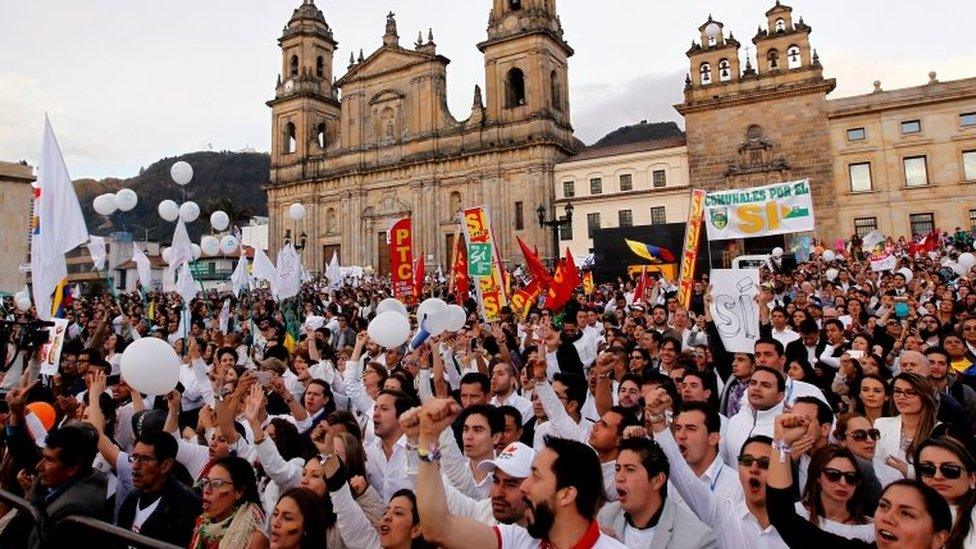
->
xmin=536 ymin=202 xmax=573 ymax=267
xmin=284 ymin=229 xmax=308 ymax=252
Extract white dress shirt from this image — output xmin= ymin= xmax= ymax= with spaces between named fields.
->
xmin=490 ymin=392 xmax=534 ymax=426
xmin=364 ymin=434 xmax=412 ymax=502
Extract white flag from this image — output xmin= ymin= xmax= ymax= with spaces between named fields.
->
xmin=176 ymin=261 xmax=198 ymax=306
xmin=31 ymin=115 xmax=90 ymax=319
xmin=168 ymin=218 xmax=194 ymax=273
xmin=230 ymin=254 xmax=249 ymax=297
xmin=325 ymin=251 xmax=342 ymax=291
xmin=218 ymin=298 xmax=231 ymax=334
xmin=87 ymin=236 xmax=107 ymax=271
xmin=275 ymin=244 xmax=302 ymax=300
xmin=251 ymin=247 xmax=278 ymax=294
xmin=132 ymin=245 xmax=152 ymax=289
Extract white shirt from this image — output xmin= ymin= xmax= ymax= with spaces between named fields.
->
xmin=602 ymin=460 xmax=618 ymax=503
xmin=490 ymin=392 xmax=534 ymax=426
xmin=493 ymin=523 xmax=626 ymax=548
xmin=721 ymin=401 xmax=784 ymax=467
xmin=700 ymin=455 xmax=743 ymax=504
xmin=364 ymin=434 xmax=412 ymax=502
xmin=130 ymin=494 xmax=162 ymax=535
xmin=771 ymin=326 xmax=800 ymax=347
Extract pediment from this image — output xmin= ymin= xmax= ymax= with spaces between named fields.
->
xmin=337 ymin=46 xmax=447 ymax=86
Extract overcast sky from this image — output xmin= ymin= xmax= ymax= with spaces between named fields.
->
xmin=2 ymin=0 xmax=974 ymax=179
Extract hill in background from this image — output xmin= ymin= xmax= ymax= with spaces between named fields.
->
xmin=75 ymin=151 xmax=269 ymax=243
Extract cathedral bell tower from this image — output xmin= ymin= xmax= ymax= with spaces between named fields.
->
xmin=268 ymin=0 xmax=341 ymax=170
xmin=477 ymin=0 xmax=573 ymax=127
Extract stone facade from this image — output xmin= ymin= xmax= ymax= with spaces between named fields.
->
xmin=676 ymin=2 xmax=838 ymax=251
xmin=266 ymin=0 xmax=579 ymax=273
xmin=0 ymin=161 xmax=33 ymax=292
xmin=828 ymin=76 xmax=976 ymax=238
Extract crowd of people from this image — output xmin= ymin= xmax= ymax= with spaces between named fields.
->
xmin=2 ymin=232 xmax=976 ymax=548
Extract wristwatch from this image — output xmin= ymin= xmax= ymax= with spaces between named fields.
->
xmin=416 ymin=443 xmax=442 ymax=463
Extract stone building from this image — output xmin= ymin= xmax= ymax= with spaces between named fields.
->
xmin=265 ymin=0 xmax=579 ymax=273
xmin=828 ymin=75 xmax=976 ymax=238
xmin=0 ymin=160 xmax=33 ymax=293
xmin=553 ymin=122 xmax=690 ymax=258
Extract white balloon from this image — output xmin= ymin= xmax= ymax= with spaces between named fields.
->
xmin=959 ymin=253 xmax=976 ymax=269
xmin=376 ymin=297 xmax=409 ymax=318
xmin=15 ymin=292 xmax=31 ymax=312
xmin=201 ymin=235 xmax=220 ymax=256
xmin=115 ymin=188 xmax=138 ymax=212
xmin=952 ymin=262 xmax=967 ymax=276
xmin=158 ymin=199 xmax=180 ymax=222
xmin=822 ymin=250 xmax=836 ymax=262
xmin=210 ymin=210 xmax=230 ymax=232
xmin=220 ymin=235 xmax=239 ymax=255
xmin=898 ymin=267 xmax=914 ymax=283
xmin=825 ymin=268 xmax=839 ymax=282
xmin=170 ymin=161 xmax=193 ymax=186
xmin=771 ymin=247 xmax=784 ymax=259
xmin=417 ymin=298 xmax=448 ymax=331
xmin=161 ymin=247 xmax=173 ymax=265
xmin=179 ymin=201 xmax=200 ymax=223
xmin=941 ymin=257 xmax=952 ymax=266
xmin=120 ymin=338 xmax=181 ymax=395
xmin=367 ymin=311 xmax=411 ymax=349
xmin=93 ymin=193 xmax=118 ymax=216
xmin=427 ymin=309 xmax=452 ymax=336
xmin=445 ymin=304 xmax=467 ymax=332
xmin=191 ymin=243 xmax=202 ymax=260
xmin=288 ymin=203 xmax=306 ymax=221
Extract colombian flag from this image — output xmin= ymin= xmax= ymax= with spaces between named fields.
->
xmin=625 ymin=239 xmax=675 ymax=263
xmin=51 ymin=277 xmax=73 ymax=318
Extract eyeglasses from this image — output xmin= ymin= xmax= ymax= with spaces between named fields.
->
xmin=917 ymin=462 xmax=965 ymax=480
xmin=195 ymin=478 xmax=235 ymax=491
xmin=893 ymin=388 xmax=919 ymax=398
xmin=127 ymin=454 xmax=157 ymax=464
xmin=737 ymin=454 xmax=770 ymax=470
xmin=847 ymin=429 xmax=881 ymax=442
xmin=630 ymin=355 xmax=643 ymax=360
xmin=821 ymin=468 xmax=860 ymax=485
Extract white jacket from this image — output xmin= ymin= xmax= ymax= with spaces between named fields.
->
xmin=721 ymin=401 xmax=784 ymax=466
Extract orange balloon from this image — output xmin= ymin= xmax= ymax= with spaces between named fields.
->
xmin=26 ymin=402 xmax=56 ymax=431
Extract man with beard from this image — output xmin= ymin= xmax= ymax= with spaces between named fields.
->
xmin=416 ymin=398 xmax=626 ymax=548
xmin=649 ymin=304 xmax=682 ymax=343
xmin=489 ymin=361 xmax=532 ymax=425
xmin=117 ymin=431 xmax=201 ymax=546
xmin=641 ymin=387 xmax=787 ymax=548
xmin=588 ymin=406 xmax=639 ymax=503
xmin=597 ymin=436 xmax=717 ymax=548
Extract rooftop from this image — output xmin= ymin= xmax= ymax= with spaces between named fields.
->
xmin=559 ymin=121 xmax=686 ymax=163
xmin=828 ymin=75 xmax=976 ymax=117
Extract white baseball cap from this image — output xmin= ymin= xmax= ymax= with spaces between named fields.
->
xmin=477 ymin=442 xmax=535 ymax=478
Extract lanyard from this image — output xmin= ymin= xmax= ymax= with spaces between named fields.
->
xmin=708 ymin=466 xmax=723 ymax=492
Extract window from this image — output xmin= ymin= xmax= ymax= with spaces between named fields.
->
xmin=290 ymin=55 xmax=299 ymax=77
xmin=847 ymin=127 xmax=866 ymax=141
xmin=618 ymin=210 xmax=633 ymax=227
xmin=285 ymin=122 xmax=296 ymax=154
xmin=909 ymin=213 xmax=935 ymax=239
xmin=849 ymin=162 xmax=872 ymax=192
xmin=590 ymin=178 xmax=603 ymax=195
xmin=317 ymin=123 xmax=327 ymax=148
xmin=619 ymin=174 xmax=633 ymax=192
xmin=775 ymin=18 xmax=786 ymax=32
xmin=505 ymin=68 xmax=526 ymax=108
xmin=559 ymin=221 xmax=573 ymax=241
xmin=562 ymin=181 xmax=575 ymax=198
xmin=316 ymin=56 xmax=324 ymax=78
xmin=960 ymin=112 xmax=976 ymax=127
xmin=550 ymin=71 xmax=561 ymax=111
xmin=970 ymin=210 xmax=976 ymax=231
xmin=786 ymin=45 xmax=801 ymax=69
xmin=767 ymin=49 xmax=779 ymax=70
xmin=904 ymin=156 xmax=929 ymax=187
xmin=652 ymin=170 xmax=666 ymax=188
xmin=699 ymin=63 xmax=712 ymax=86
xmin=514 ymin=201 xmax=524 ymax=230
xmin=449 ymin=191 xmax=462 ymax=215
xmin=587 ymin=213 xmax=601 ymax=238
xmin=854 ymin=217 xmax=877 ymax=237
xmin=964 ymin=151 xmax=976 ymax=181
xmin=650 ymin=206 xmax=666 ymax=225
xmin=509 ymin=0 xmax=522 ymax=10
xmin=718 ymin=59 xmax=731 ymax=82
xmin=901 ymin=120 xmax=921 ymax=134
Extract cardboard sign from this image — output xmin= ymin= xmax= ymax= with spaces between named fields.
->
xmin=38 ymin=318 xmax=69 ymax=376
xmin=708 ymin=269 xmax=760 ymax=353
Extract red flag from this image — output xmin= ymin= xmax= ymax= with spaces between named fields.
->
xmin=924 ymin=229 xmax=940 ymax=252
xmin=449 ymin=235 xmax=469 ymax=302
xmin=511 ymin=278 xmax=543 ymax=320
xmin=413 ymin=251 xmax=425 ymax=299
xmin=517 ymin=236 xmax=552 ymax=289
xmin=544 ymin=248 xmax=580 ymax=312
xmin=632 ymin=266 xmax=650 ymax=305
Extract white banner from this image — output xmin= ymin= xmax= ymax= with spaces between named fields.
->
xmin=709 ymin=269 xmax=760 ymax=353
xmin=704 ymin=179 xmax=815 ymax=241
xmin=38 ymin=319 xmax=69 ymax=376
xmin=871 ymin=253 xmax=898 ymax=272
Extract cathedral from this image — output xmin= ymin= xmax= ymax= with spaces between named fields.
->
xmin=265 ymin=0 xmax=581 ymax=273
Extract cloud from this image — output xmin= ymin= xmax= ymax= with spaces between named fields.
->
xmin=572 ymin=71 xmax=686 ymax=145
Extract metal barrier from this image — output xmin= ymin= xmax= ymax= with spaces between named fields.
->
xmin=0 ymin=488 xmax=181 ymax=549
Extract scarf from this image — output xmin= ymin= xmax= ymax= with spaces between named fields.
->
xmin=190 ymin=502 xmax=265 ymax=549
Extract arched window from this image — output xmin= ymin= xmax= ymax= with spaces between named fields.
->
xmin=786 ymin=45 xmax=802 ymax=69
xmin=718 ymin=58 xmax=731 ymax=82
xmin=699 ymin=62 xmax=712 ymax=85
xmin=775 ymin=18 xmax=786 ymax=32
xmin=506 ymin=67 xmax=526 ymax=108
xmin=509 ymin=0 xmax=522 ymax=10
xmin=707 ymin=35 xmax=717 ymax=47
xmin=550 ymin=70 xmax=561 ymax=111
xmin=317 ymin=123 xmax=327 ymax=148
xmin=285 ymin=122 xmax=296 ymax=154
xmin=316 ymin=56 xmax=324 ymax=78
xmin=449 ymin=191 xmax=462 ymax=216
xmin=766 ymin=49 xmax=779 ymax=71
xmin=290 ymin=55 xmax=299 ymax=77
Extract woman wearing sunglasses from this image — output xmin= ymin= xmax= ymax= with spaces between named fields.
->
xmin=833 ymin=414 xmax=884 ymax=514
xmin=795 ymin=445 xmax=874 ymax=542
xmin=768 ymin=413 xmax=952 ymax=549
xmin=874 ymin=373 xmax=939 ymax=487
xmin=914 ymin=437 xmax=976 ymax=548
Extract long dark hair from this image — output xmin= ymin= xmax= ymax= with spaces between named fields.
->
xmin=389 ymin=489 xmax=435 ymax=549
xmin=801 ymin=444 xmax=867 ymax=525
xmin=277 ymin=488 xmax=327 ymax=549
xmin=853 ymin=374 xmax=894 ymax=418
xmin=212 ymin=456 xmax=261 ymax=507
xmin=892 ymin=373 xmax=938 ymax=459
xmin=914 ymin=437 xmax=976 ymax=548
xmin=269 ymin=418 xmax=307 ymax=462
